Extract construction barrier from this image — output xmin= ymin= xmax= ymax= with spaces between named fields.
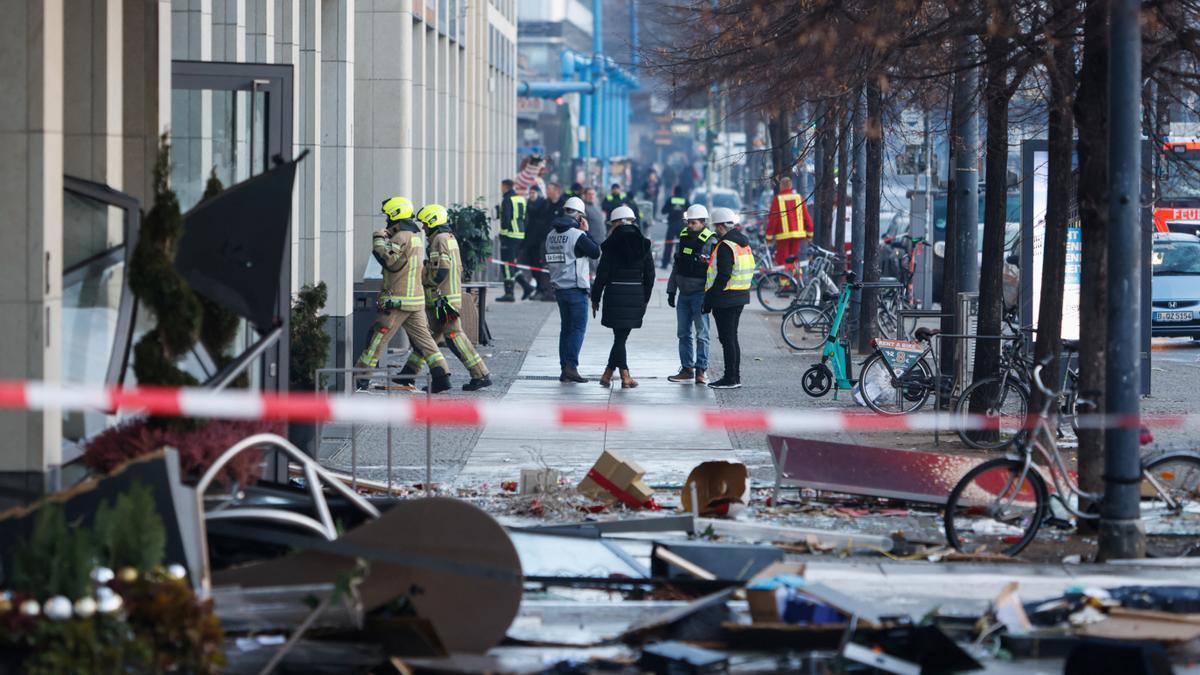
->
xmin=0 ymin=380 xmax=1185 ymax=434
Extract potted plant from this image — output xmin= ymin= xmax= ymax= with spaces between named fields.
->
xmin=288 ymin=282 xmax=330 ymax=454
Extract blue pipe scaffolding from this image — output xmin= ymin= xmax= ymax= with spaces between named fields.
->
xmin=514 ymin=1 xmax=639 ymax=162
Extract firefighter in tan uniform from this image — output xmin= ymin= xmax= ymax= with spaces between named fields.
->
xmin=355 ymin=196 xmax=452 ymax=393
xmin=395 ymin=204 xmax=493 ymax=392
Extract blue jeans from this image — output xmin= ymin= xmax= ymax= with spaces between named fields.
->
xmin=676 ymin=291 xmax=710 ymax=370
xmin=556 ymin=288 xmax=589 ymax=368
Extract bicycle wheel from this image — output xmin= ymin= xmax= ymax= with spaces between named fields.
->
xmin=756 ymin=272 xmax=798 ymax=312
xmin=944 ymin=458 xmax=1048 ymax=556
xmin=781 ymin=305 xmax=831 ymax=351
xmin=1062 ymin=370 xmax=1081 ymax=434
xmin=955 ymin=377 xmax=1029 ymax=450
xmin=875 ymin=294 xmax=900 ymax=339
xmin=859 ymin=353 xmax=933 ymax=415
xmin=1142 ymin=453 xmax=1200 ymax=514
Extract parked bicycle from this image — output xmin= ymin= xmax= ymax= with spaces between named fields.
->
xmin=800 ymin=275 xmax=923 ymax=408
xmin=757 ymin=245 xmax=841 ymax=312
xmin=953 ymin=328 xmax=1081 ymax=450
xmin=944 ymin=361 xmax=1200 ymax=557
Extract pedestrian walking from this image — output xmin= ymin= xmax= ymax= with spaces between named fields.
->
xmin=546 ymin=196 xmax=601 ymax=383
xmin=497 ymin=179 xmax=534 ymax=302
xmin=765 ymin=176 xmax=813 ymax=267
xmin=703 ymin=207 xmax=755 ymax=390
xmin=389 ymin=204 xmax=493 ymax=392
xmin=660 ymin=185 xmax=689 ymax=268
xmin=356 ymin=196 xmax=452 ymax=394
xmin=591 ymin=205 xmax=655 ymax=389
xmin=666 ymin=203 xmax=714 ymax=385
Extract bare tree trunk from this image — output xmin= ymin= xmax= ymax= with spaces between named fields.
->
xmin=818 ymin=105 xmax=838 ymax=248
xmin=941 ymin=79 xmax=960 ymax=378
xmin=858 ymin=81 xmax=884 ymax=352
xmin=768 ymin=105 xmax=792 ymax=184
xmin=1073 ymin=0 xmax=1109 ymax=509
xmin=971 ymin=41 xmax=1016 ymax=409
xmin=836 ymin=99 xmax=850 ymax=254
xmin=1031 ymin=1 xmax=1076 ymax=414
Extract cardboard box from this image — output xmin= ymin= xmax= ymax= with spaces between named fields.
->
xmin=745 ymin=561 xmax=808 ymax=624
xmin=577 ymin=450 xmax=653 ymax=506
xmin=681 ymin=461 xmax=750 ymax=516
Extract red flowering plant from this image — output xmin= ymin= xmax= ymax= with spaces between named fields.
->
xmin=83 ymin=418 xmax=284 ymax=487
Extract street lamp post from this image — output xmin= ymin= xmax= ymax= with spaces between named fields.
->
xmin=1099 ymin=0 xmax=1146 ymax=560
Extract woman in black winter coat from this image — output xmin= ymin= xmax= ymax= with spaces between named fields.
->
xmin=591 ymin=206 xmax=655 ymax=388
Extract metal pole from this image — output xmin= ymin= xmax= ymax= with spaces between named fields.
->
xmin=386 ymin=366 xmax=393 ymax=495
xmin=850 ymin=87 xmax=866 ymax=333
xmin=953 ymin=37 xmax=980 ymax=295
xmin=1099 ymin=0 xmax=1145 ymax=560
xmin=425 ymin=371 xmax=433 ymax=497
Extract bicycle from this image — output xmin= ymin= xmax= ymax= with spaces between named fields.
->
xmin=855 ymin=326 xmax=942 ymax=415
xmin=953 ymin=328 xmax=1082 ymax=450
xmin=757 ymin=245 xmax=840 ymax=312
xmin=873 ymin=237 xmax=927 ymax=338
xmin=801 ymin=275 xmax=917 ymax=405
xmin=944 ymin=361 xmax=1200 ymax=557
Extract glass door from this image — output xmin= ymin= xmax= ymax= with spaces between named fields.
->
xmin=168 ymin=61 xmax=294 ymax=396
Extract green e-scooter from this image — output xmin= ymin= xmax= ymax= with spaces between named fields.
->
xmin=801 ymin=273 xmax=859 ymax=399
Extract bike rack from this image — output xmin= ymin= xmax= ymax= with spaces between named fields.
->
xmin=930 ymin=333 xmax=1023 ymax=445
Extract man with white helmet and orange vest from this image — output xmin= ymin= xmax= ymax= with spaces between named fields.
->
xmin=546 ymin=195 xmax=601 ymax=383
xmin=666 ymin=203 xmax=715 ymax=385
xmin=703 ymin=207 xmax=755 ymax=389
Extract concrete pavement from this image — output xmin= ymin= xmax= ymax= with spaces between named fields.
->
xmin=455 ymin=287 xmax=742 ymax=487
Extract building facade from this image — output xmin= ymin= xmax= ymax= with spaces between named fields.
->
xmin=0 ymin=0 xmax=517 ymax=495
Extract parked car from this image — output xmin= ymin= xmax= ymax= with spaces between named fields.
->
xmin=688 ymin=187 xmax=744 ymax=217
xmin=1151 ymin=232 xmax=1200 ymax=339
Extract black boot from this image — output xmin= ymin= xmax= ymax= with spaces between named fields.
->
xmin=559 ymin=365 xmax=588 ymax=383
xmin=391 ymin=364 xmax=419 ymax=391
xmin=497 ymin=280 xmax=516 ymax=302
xmin=517 ymin=275 xmax=535 ymax=300
xmin=424 ymin=366 xmax=453 ymax=394
xmin=462 ymin=375 xmax=493 ymax=391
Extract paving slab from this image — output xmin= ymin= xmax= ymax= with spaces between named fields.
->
xmin=456 ymin=288 xmax=740 ymax=488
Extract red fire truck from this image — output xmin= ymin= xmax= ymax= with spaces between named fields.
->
xmin=1155 ymin=141 xmax=1200 ymax=234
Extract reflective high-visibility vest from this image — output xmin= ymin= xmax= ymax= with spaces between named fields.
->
xmin=379 ymin=232 xmax=426 ymax=311
xmin=705 ymin=239 xmax=755 ymax=291
xmin=425 ymin=231 xmax=464 ymax=309
xmin=679 ymin=227 xmax=714 ymax=257
xmin=502 ymin=194 xmax=526 ymax=239
xmin=775 ymin=193 xmax=807 ymax=240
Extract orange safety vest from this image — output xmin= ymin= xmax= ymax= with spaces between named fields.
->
xmin=775 ymin=193 xmax=808 ymax=240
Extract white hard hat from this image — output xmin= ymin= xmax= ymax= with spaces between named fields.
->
xmin=710 ymin=207 xmax=739 ymax=226
xmin=684 ymin=204 xmax=709 ymax=221
xmin=609 ymin=205 xmax=636 ymax=223
xmin=564 ymin=196 xmax=586 ymax=214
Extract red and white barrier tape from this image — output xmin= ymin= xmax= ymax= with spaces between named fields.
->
xmin=490 ymin=258 xmax=669 ymax=283
xmin=488 ymin=257 xmax=549 ymax=273
xmin=0 ymin=380 xmax=1187 ymax=434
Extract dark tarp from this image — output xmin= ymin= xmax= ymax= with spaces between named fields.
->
xmin=175 ymin=155 xmax=302 ymax=332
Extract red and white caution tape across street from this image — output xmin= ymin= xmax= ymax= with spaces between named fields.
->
xmin=0 ymin=380 xmax=1187 ymax=434
xmin=488 ymin=257 xmax=549 ymax=273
